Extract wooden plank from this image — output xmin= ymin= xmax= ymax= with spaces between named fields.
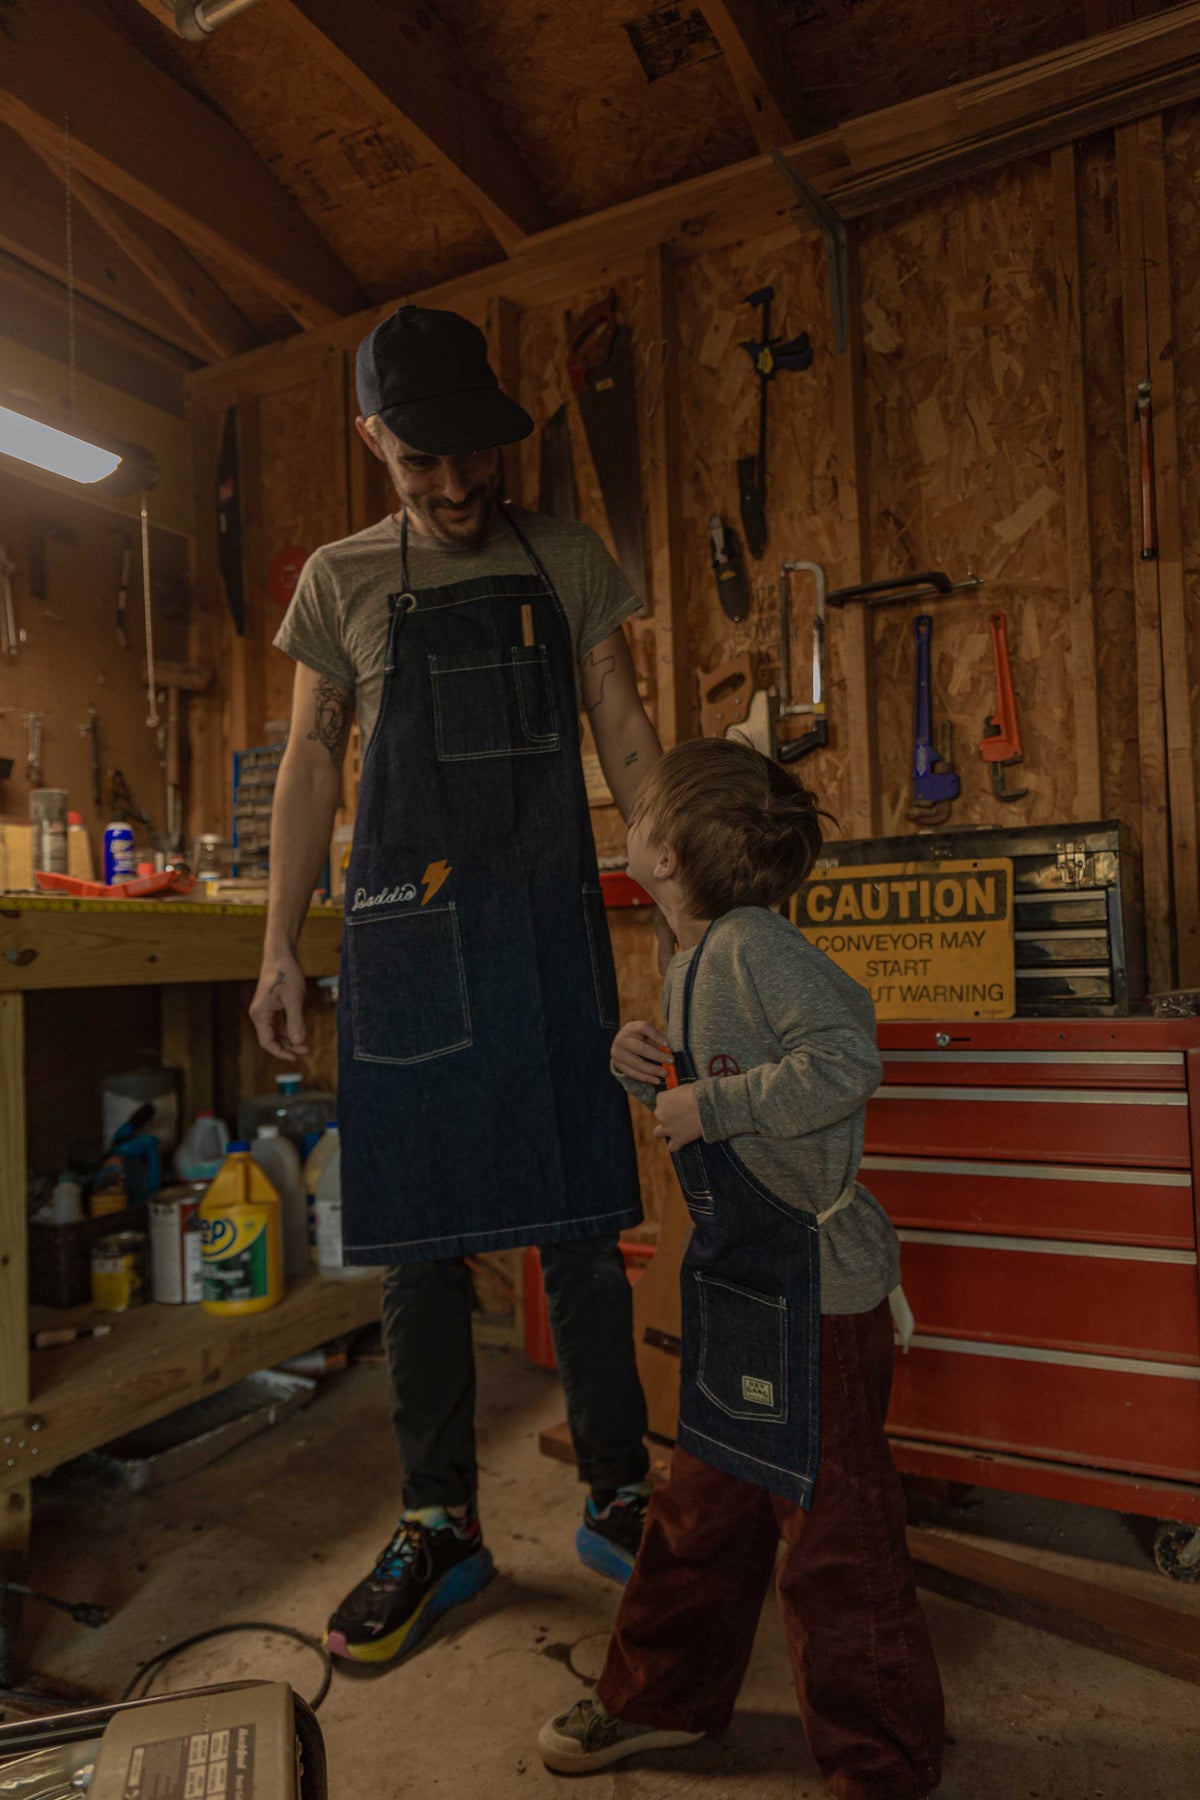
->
xmin=1052 ymin=143 xmax=1103 ymax=823
xmin=1131 ymin=114 xmax=1200 ymax=987
xmin=46 ymin=157 xmax=260 ymax=364
xmin=0 ymin=903 xmax=342 ymax=992
xmin=0 ymin=126 xmax=213 ymax=359
xmin=697 ymin=0 xmax=801 ymax=151
xmin=1116 ymin=122 xmax=1173 ymax=994
xmin=642 ymin=244 xmax=691 ymax=746
xmin=0 ymin=0 xmax=363 ymax=329
xmin=908 ymin=1526 xmax=1200 ymax=1687
xmin=2 ymin=1271 xmax=382 ymax=1491
xmin=831 ymin=227 xmax=878 ymax=838
xmin=282 ymin=0 xmax=550 ymax=252
xmin=187 ymin=5 xmax=1200 ymax=414
xmin=494 ymin=297 xmax=525 ymax=509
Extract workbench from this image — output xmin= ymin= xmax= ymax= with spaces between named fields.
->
xmin=0 ymin=897 xmax=382 ymax=1564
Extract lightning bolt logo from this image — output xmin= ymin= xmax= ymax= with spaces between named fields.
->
xmin=421 ymin=860 xmax=452 ymax=906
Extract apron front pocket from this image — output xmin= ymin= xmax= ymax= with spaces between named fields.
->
xmin=695 ymin=1273 xmax=789 ymax=1423
xmin=581 ymin=886 xmax=620 ymax=1032
xmin=348 ymin=901 xmax=472 ymax=1064
xmin=673 ymin=1140 xmax=714 ymax=1216
xmin=430 ymin=646 xmax=560 ymax=761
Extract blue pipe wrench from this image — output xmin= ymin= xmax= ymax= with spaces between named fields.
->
xmin=911 ymin=614 xmax=959 ymax=811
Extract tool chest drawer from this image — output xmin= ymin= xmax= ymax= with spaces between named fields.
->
xmin=889 ymin=1341 xmax=1200 ymax=1484
xmin=861 ymin=1154 xmax=1195 ymax=1248
xmin=895 ymin=1231 xmax=1200 ymax=1362
xmin=879 ymin=1046 xmax=1185 ymax=1091
xmin=867 ymin=1083 xmax=1190 ymax=1168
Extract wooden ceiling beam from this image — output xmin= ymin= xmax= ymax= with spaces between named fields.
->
xmin=26 ymin=141 xmax=260 ymax=364
xmin=698 ymin=0 xmax=803 ymax=150
xmin=0 ymin=0 xmax=364 ymax=330
xmin=0 ymin=127 xmax=213 ymax=360
xmin=190 ymin=0 xmax=1200 ymax=404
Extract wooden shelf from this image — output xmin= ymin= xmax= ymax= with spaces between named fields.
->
xmin=0 ymin=898 xmax=341 ymax=992
xmin=2 ymin=1271 xmax=382 ymax=1493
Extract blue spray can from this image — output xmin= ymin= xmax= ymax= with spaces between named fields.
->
xmin=103 ymin=822 xmax=136 ymax=885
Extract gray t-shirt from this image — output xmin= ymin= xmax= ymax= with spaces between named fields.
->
xmin=274 ymin=505 xmax=643 ymax=744
xmin=619 ymin=906 xmax=901 ymax=1315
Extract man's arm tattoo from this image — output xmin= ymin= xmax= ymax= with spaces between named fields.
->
xmin=583 ymin=648 xmax=616 ymax=715
xmin=306 ymin=678 xmax=352 ymax=766
xmin=624 ymin=750 xmax=639 ymax=767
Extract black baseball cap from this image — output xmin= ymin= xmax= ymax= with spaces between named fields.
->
xmin=355 ymin=305 xmax=534 ymax=456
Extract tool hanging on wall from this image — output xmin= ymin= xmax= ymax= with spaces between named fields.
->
xmin=1136 ymin=378 xmax=1156 ymax=560
xmin=736 ymin=286 xmax=812 ymax=561
xmin=979 ymin=611 xmax=1028 ymax=802
xmin=827 ymin=570 xmax=983 ymax=609
xmin=768 ymin=150 xmax=849 ymax=356
xmin=216 ymin=404 xmax=247 ymax=635
xmin=777 ymin=560 xmax=827 ymax=763
xmin=152 ymin=662 xmax=211 ymax=855
xmin=567 ymin=293 xmax=647 ymax=599
xmin=25 ymin=712 xmax=43 ymax=787
xmin=709 ymin=516 xmax=749 ymax=622
xmin=111 ymin=527 xmax=132 ymax=647
xmin=537 ymin=403 xmax=577 ymax=520
xmin=27 ymin=516 xmax=74 ymax=620
xmin=110 ymin=767 xmax=154 ymax=835
xmin=910 ymin=615 xmax=959 ymax=824
xmin=78 ymin=703 xmax=102 ymax=808
xmin=699 ymin=654 xmax=756 ymax=740
xmin=0 ymin=543 xmax=18 ymax=656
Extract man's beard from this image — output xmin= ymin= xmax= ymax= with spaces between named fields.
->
xmin=404 ymin=474 xmax=500 ymax=549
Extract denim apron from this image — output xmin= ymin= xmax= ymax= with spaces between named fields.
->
xmin=337 ymin=506 xmax=642 ymax=1264
xmin=670 ymin=929 xmax=832 ymax=1507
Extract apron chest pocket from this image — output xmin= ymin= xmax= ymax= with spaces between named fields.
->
xmin=695 ymin=1273 xmax=789 ymax=1423
xmin=430 ymin=646 xmax=559 ymax=761
xmin=348 ymin=902 xmax=472 ymax=1065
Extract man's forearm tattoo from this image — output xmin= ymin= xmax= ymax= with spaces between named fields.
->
xmin=583 ymin=648 xmax=616 ymax=714
xmin=624 ymin=750 xmax=639 ymax=767
xmin=307 ymin=678 xmax=352 ymax=766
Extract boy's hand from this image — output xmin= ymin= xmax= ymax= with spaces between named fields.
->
xmin=612 ymin=1020 xmax=674 ymax=1086
xmin=653 ymin=1084 xmax=702 ymax=1152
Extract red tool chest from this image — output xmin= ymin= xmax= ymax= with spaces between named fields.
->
xmin=868 ymin=1018 xmax=1200 ymax=1527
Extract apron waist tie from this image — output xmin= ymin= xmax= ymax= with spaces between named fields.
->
xmin=815 ymin=1182 xmax=858 ymax=1226
xmin=813 ymin=1183 xmax=917 ymax=1350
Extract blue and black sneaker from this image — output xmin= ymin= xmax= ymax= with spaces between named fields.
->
xmin=575 ymin=1483 xmax=652 ymax=1585
xmin=325 ymin=1507 xmax=493 ymax=1664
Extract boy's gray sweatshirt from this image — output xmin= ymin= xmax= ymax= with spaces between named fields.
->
xmin=619 ymin=906 xmax=900 ymax=1315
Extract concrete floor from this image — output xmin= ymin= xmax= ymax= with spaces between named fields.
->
xmin=17 ymin=1346 xmax=1200 ymax=1799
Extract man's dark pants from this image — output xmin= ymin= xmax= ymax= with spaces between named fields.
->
xmin=383 ymin=1235 xmax=650 ymax=1510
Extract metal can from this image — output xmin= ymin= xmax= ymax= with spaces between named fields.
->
xmin=103 ymin=822 xmax=137 ymax=885
xmin=30 ymin=789 xmax=69 ymax=874
xmin=91 ymin=1229 xmax=149 ymax=1312
xmin=149 ymin=1185 xmax=205 ymax=1304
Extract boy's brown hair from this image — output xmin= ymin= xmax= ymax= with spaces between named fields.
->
xmin=630 ymin=737 xmax=826 ymax=917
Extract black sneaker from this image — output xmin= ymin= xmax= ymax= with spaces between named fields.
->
xmin=325 ymin=1507 xmax=493 ymax=1664
xmin=575 ymin=1482 xmax=652 ymax=1584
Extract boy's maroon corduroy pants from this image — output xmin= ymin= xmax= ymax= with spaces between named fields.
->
xmin=596 ymin=1299 xmax=945 ymax=1800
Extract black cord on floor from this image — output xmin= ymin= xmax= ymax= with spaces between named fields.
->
xmin=120 ymin=1621 xmax=332 ymax=1713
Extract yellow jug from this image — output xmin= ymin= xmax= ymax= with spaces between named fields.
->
xmin=200 ymin=1142 xmax=283 ymax=1317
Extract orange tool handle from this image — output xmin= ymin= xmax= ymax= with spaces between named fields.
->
xmin=1136 ymin=379 xmax=1156 ymax=561
xmin=980 ymin=612 xmax=1021 ymax=764
xmin=664 ymin=1057 xmax=679 ymax=1090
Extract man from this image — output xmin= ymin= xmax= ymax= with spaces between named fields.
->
xmin=250 ymin=305 xmax=666 ymax=1667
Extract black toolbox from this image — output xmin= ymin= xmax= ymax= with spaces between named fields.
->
xmin=812 ymin=820 xmax=1144 ymax=1016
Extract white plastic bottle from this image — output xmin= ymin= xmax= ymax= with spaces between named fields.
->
xmin=176 ymin=1111 xmax=230 ymax=1182
xmin=314 ymin=1137 xmax=346 ymax=1273
xmin=302 ymin=1123 xmax=339 ymax=1264
xmin=250 ymin=1125 xmax=307 ymax=1281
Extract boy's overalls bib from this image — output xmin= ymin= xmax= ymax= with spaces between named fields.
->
xmin=337 ymin=506 xmax=642 ymax=1263
xmin=670 ymin=928 xmax=851 ymax=1507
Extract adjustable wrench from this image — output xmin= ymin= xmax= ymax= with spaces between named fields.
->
xmin=980 ymin=611 xmax=1027 ymax=802
xmin=910 ymin=614 xmax=958 ymax=822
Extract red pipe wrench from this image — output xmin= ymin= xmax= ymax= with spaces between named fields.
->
xmin=980 ymin=611 xmax=1028 ymax=802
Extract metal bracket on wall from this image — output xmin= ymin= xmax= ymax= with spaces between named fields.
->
xmin=770 ymin=149 xmax=848 ymax=355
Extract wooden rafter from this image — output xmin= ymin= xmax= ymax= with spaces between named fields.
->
xmin=129 ymin=0 xmax=551 ymax=254
xmin=25 ymin=141 xmax=259 ymax=365
xmin=698 ymin=0 xmax=802 ymax=150
xmin=0 ymin=0 xmax=363 ymax=330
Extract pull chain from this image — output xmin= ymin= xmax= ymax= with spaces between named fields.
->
xmin=63 ymin=114 xmax=77 ymax=422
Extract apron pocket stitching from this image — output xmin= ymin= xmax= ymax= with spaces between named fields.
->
xmin=674 ymin=1143 xmax=714 ymax=1213
xmin=429 ymin=649 xmax=561 ymax=761
xmin=348 ymin=901 xmax=473 ymax=1065
xmin=695 ymin=1272 xmax=789 ymax=1424
xmin=581 ymin=885 xmax=620 ymax=1032
xmin=513 ymin=646 xmax=560 ymax=745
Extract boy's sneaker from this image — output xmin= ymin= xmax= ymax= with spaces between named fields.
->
xmin=538 ymin=1698 xmax=703 ymax=1773
xmin=575 ymin=1482 xmax=652 ymax=1584
xmin=325 ymin=1507 xmax=493 ymax=1664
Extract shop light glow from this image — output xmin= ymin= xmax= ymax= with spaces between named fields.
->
xmin=0 ymin=403 xmax=122 ymax=484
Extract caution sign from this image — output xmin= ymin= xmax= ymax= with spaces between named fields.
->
xmin=792 ymin=858 xmax=1015 ymax=1020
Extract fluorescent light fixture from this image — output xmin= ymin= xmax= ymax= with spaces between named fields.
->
xmin=0 ymin=402 xmax=122 ymax=484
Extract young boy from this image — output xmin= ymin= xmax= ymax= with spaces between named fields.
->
xmin=538 ymin=738 xmax=944 ymax=1799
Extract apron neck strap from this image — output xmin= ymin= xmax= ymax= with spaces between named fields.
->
xmin=678 ymin=922 xmax=716 ymax=1055
xmin=396 ymin=503 xmax=548 ymax=594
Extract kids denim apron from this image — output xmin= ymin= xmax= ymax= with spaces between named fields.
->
xmin=669 ymin=929 xmax=849 ymax=1507
xmin=337 ymin=506 xmax=642 ymax=1263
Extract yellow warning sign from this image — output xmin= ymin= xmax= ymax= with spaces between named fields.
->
xmin=791 ymin=857 xmax=1015 ymax=1020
